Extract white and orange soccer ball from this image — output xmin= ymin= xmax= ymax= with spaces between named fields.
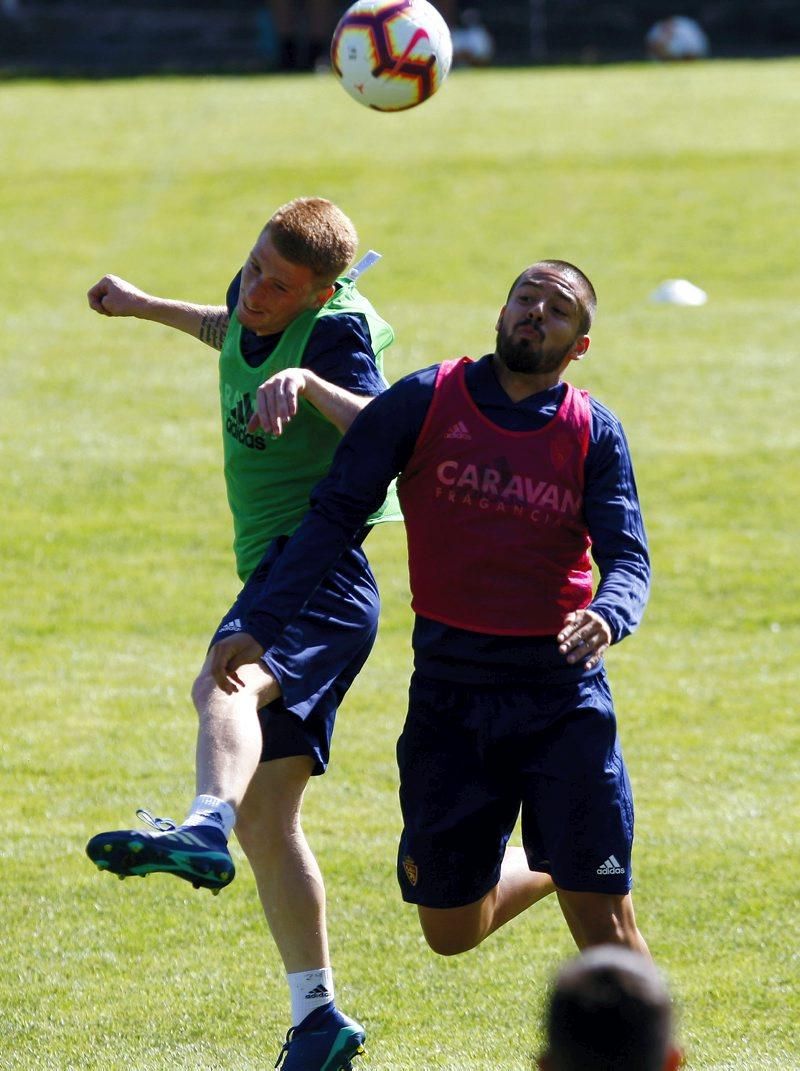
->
xmin=331 ymin=0 xmax=453 ymax=112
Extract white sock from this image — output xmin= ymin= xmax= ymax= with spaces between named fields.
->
xmin=182 ymin=794 xmax=235 ymax=839
xmin=288 ymin=968 xmax=334 ymax=1027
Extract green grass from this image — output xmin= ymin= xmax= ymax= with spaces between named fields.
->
xmin=1 ymin=60 xmax=799 ymax=1069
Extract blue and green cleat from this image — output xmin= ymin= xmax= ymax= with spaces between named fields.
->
xmin=85 ymin=810 xmax=235 ymax=894
xmin=274 ymin=1004 xmax=366 ymax=1071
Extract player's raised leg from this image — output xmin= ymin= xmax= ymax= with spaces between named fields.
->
xmin=417 ymin=846 xmax=555 ymax=956
xmin=85 ymin=655 xmax=276 ymax=892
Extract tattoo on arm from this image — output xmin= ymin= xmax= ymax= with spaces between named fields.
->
xmin=199 ymin=308 xmax=230 ymax=350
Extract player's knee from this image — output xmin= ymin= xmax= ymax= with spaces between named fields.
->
xmin=418 ymin=912 xmax=482 ymax=957
xmin=234 ymin=786 xmax=275 ymax=855
xmin=233 ymin=806 xmax=262 ymax=857
xmin=190 ymin=665 xmax=214 ymax=714
xmin=235 ymin=758 xmax=313 ymax=849
xmin=428 ymin=929 xmax=484 ymax=956
xmin=422 ymin=930 xmax=474 ymax=957
xmin=235 ymin=797 xmax=311 ymax=873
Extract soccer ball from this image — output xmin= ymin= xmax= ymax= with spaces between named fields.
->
xmin=645 ymin=16 xmax=710 ymax=61
xmin=331 ymin=0 xmax=453 ymax=112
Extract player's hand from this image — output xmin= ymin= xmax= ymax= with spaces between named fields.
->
xmin=248 ymin=368 xmax=309 ymax=437
xmin=557 ymin=609 xmax=612 ymax=670
xmin=87 ymin=274 xmax=150 ymax=317
xmin=210 ymin=632 xmax=266 ymax=694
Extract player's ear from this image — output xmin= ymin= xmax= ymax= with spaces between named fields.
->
xmin=569 ymin=334 xmax=591 ymax=362
xmin=314 ymin=284 xmax=336 ymax=308
xmin=496 ymin=305 xmax=507 ymax=332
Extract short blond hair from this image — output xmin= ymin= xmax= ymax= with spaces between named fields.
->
xmin=265 ymin=197 xmax=358 ymax=284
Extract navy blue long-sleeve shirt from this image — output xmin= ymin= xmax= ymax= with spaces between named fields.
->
xmin=241 ymin=354 xmax=650 ymax=685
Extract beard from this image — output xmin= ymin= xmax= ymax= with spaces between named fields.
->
xmin=495 ymin=319 xmax=575 ymax=375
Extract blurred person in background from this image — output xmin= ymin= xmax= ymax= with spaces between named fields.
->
xmin=538 ymin=946 xmax=682 ymax=1071
xmin=269 ymin=0 xmax=345 ymax=70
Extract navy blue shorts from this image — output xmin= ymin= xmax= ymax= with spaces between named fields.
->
xmin=396 ymin=671 xmax=634 ymax=907
xmin=211 ymin=537 xmax=379 ymax=776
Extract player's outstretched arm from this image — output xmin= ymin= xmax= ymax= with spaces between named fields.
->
xmin=87 ymin=274 xmax=230 ymax=350
xmin=247 ymin=367 xmax=373 ymax=438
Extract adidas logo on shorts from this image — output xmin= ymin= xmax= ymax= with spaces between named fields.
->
xmin=596 ymin=854 xmax=626 ymax=876
xmin=217 ymin=618 xmax=242 ymax=635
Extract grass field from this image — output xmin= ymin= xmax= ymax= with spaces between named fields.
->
xmin=1 ymin=58 xmax=798 ymax=1070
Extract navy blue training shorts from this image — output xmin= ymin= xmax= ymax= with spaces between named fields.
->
xmin=211 ymin=536 xmax=379 ymax=776
xmin=396 ymin=670 xmax=634 ymax=907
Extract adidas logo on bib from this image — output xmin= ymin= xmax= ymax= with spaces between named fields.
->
xmin=445 ymin=421 xmax=472 ymax=440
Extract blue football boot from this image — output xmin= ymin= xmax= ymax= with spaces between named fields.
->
xmin=86 ymin=809 xmax=235 ymax=893
xmin=274 ymin=1003 xmax=366 ymax=1071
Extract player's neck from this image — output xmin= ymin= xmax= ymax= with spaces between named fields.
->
xmin=492 ymin=356 xmax=561 ymax=402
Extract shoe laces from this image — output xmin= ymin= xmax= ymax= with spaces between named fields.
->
xmin=273 ymin=1027 xmax=356 ymax=1070
xmin=273 ymin=1028 xmax=294 ymax=1069
xmin=135 ymin=808 xmax=176 ymax=832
